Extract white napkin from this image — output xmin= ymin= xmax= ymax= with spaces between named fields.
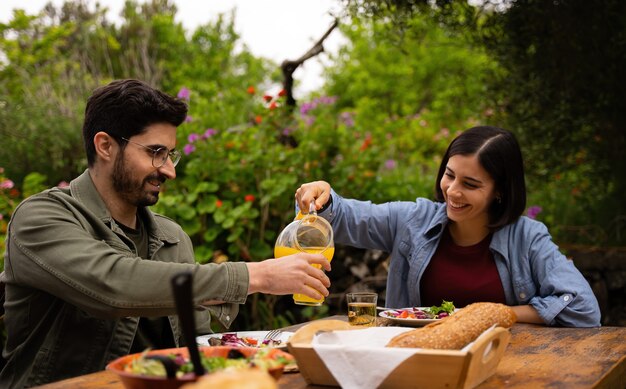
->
xmin=311 ymin=325 xmax=496 ymax=389
xmin=311 ymin=327 xmax=416 ymax=389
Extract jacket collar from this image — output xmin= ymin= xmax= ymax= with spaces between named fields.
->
xmin=490 ymin=223 xmax=511 ymax=259
xmin=68 ymin=170 xmax=178 ymax=243
xmin=423 ymin=202 xmax=449 ymax=239
xmin=69 ymin=170 xmax=112 ymax=223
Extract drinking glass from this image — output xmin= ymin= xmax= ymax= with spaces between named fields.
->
xmin=346 ymin=292 xmax=378 ymax=327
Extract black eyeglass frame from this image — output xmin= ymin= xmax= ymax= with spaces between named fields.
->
xmin=120 ymin=137 xmax=181 ymax=167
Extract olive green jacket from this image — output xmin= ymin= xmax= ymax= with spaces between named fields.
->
xmin=0 ymin=170 xmax=249 ymax=387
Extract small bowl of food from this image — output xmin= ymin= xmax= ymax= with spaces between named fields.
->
xmin=106 ymin=346 xmax=294 ymax=389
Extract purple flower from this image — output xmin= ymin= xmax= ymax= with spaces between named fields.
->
xmin=299 ymin=96 xmax=338 ymax=118
xmin=203 ymin=128 xmax=217 ymax=139
xmin=526 ymin=205 xmax=543 ymax=219
xmin=282 ymin=127 xmax=293 ymax=136
xmin=340 ymin=112 xmax=354 ymax=127
xmin=188 ymin=133 xmax=200 ymax=143
xmin=384 ymin=159 xmax=397 ymax=170
xmin=184 ymin=115 xmax=193 ymax=123
xmin=177 ymin=87 xmax=190 ymax=101
xmin=0 ymin=179 xmax=14 ymax=189
xmin=317 ymin=96 xmax=337 ymax=105
xmin=183 ymin=144 xmax=196 ymax=155
xmin=300 ymin=102 xmax=315 ymax=116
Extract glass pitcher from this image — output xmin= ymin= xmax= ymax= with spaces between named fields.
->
xmin=274 ymin=203 xmax=334 ymax=306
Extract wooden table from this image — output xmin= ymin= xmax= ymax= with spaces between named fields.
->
xmin=35 ymin=316 xmax=626 ymax=388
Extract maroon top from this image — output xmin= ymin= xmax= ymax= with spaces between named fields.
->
xmin=420 ymin=227 xmax=506 ymax=308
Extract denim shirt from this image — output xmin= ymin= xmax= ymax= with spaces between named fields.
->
xmin=323 ymin=190 xmax=600 ymax=328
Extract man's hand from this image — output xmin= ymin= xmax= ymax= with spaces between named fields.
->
xmin=295 ymin=180 xmax=331 ymax=213
xmin=246 ymin=253 xmax=331 ymax=300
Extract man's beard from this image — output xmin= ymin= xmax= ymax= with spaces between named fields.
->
xmin=112 ymin=153 xmax=164 ymax=207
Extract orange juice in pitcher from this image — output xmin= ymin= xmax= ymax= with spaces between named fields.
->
xmin=274 ymin=203 xmax=334 ymax=306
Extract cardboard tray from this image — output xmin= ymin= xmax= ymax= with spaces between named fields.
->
xmin=287 ymin=321 xmax=511 ymax=389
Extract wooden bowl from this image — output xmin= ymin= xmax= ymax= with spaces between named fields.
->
xmin=106 ymin=346 xmax=293 ymax=389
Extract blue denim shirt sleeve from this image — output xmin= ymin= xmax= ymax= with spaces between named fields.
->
xmin=322 ymin=189 xmax=415 ymax=252
xmin=321 ymin=190 xmax=444 ymax=308
xmin=493 ymin=217 xmax=601 ymax=327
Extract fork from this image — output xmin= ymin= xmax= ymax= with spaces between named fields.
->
xmin=264 ymin=329 xmax=283 ymax=342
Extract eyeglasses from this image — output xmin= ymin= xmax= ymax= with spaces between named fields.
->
xmin=121 ymin=137 xmax=181 ymax=167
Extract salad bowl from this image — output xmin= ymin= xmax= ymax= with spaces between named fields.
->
xmin=106 ymin=346 xmax=294 ymax=389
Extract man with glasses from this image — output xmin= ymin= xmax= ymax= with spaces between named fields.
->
xmin=0 ymin=79 xmax=331 ymax=387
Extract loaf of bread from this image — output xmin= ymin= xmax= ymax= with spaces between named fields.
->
xmin=386 ymin=302 xmax=516 ymax=349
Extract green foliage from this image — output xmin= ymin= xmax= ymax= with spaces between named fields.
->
xmin=323 ymin=9 xmax=496 ymax=202
xmin=0 ymin=171 xmax=49 ymax=268
xmin=0 ymin=0 xmax=272 ymax=187
xmin=473 ymin=0 xmax=626 ymax=244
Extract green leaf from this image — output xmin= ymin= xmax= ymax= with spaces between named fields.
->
xmin=197 ymin=195 xmax=218 ymax=214
xmin=179 ymin=218 xmax=201 ymax=236
xmin=194 ymin=245 xmax=213 ymax=264
xmin=226 ymin=226 xmax=244 ymax=243
xmin=202 ymin=227 xmax=220 ymax=243
xmin=426 ymin=300 xmax=456 ymax=315
xmin=194 ymin=181 xmax=219 ymax=193
xmin=176 ymin=204 xmax=197 ymax=220
xmin=222 ymin=217 xmax=234 ymax=229
xmin=249 ymin=240 xmax=272 ymax=260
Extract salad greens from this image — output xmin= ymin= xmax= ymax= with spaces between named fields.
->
xmin=383 ymin=300 xmax=456 ymax=320
xmin=425 ymin=300 xmax=456 ymax=316
xmin=125 ymin=348 xmax=293 ymax=378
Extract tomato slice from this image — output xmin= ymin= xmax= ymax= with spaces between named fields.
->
xmin=243 ymin=337 xmax=258 ymax=345
xmin=399 ymin=310 xmax=409 ymax=318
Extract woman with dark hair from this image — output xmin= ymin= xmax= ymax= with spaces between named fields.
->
xmin=295 ymin=126 xmax=600 ymax=327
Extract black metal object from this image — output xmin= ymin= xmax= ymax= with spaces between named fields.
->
xmin=170 ymin=271 xmax=206 ymax=377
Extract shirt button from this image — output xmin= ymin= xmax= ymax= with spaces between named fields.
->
xmin=563 ymin=295 xmax=570 ymax=302
xmin=519 ymin=293 xmax=526 ymax=299
xmin=226 ymin=315 xmax=230 ymax=321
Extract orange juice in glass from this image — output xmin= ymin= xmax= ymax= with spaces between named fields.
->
xmin=274 ymin=245 xmax=334 ymax=305
xmin=274 ymin=204 xmax=334 ymax=306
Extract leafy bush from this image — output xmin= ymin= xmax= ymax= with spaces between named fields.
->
xmin=0 ymin=170 xmax=50 ymax=268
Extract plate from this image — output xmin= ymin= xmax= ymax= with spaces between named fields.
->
xmin=378 ymin=307 xmax=456 ymax=327
xmin=196 ymin=331 xmax=294 ymax=350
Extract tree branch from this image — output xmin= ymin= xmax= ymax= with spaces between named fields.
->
xmin=281 ymin=19 xmax=339 ymax=107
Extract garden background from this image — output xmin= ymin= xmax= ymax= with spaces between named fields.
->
xmin=1 ymin=0 xmax=625 ymax=332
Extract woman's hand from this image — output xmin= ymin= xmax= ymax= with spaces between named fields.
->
xmin=295 ymin=181 xmax=331 ymax=213
xmin=511 ymin=305 xmax=544 ymax=324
